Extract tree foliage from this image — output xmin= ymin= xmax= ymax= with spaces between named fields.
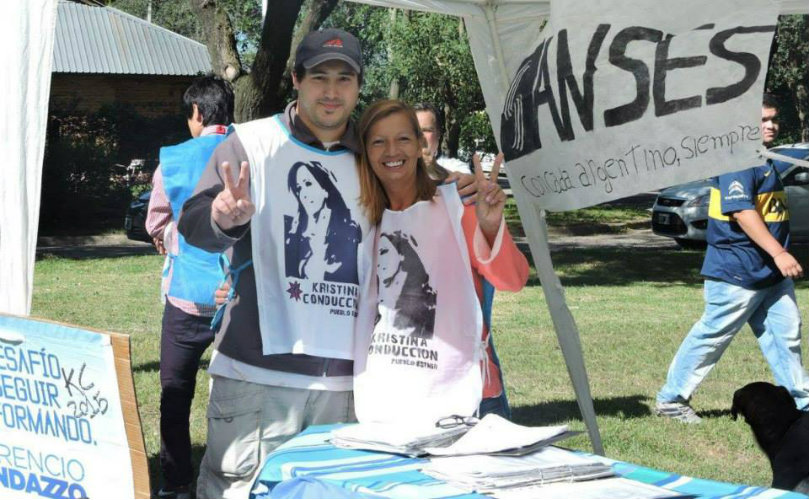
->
xmin=324 ymin=4 xmax=495 ymax=157
xmin=109 ymin=0 xmax=324 ymax=121
xmin=41 ymin=104 xmax=184 ymax=232
xmin=386 ymin=10 xmax=493 ymax=157
xmin=106 ymin=4 xmax=809 ymax=150
xmin=767 ymin=15 xmax=809 ymax=143
xmin=108 ymin=0 xmax=200 ymax=40
xmin=110 ymin=1 xmax=494 ymax=155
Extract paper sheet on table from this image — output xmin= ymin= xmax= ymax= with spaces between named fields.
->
xmin=424 ymin=413 xmax=572 ymax=456
xmin=428 ymin=447 xmax=607 ymax=476
xmin=492 ymin=477 xmax=687 ymax=499
xmin=423 ymin=446 xmax=613 ymax=490
xmin=331 ymin=422 xmax=468 ymax=456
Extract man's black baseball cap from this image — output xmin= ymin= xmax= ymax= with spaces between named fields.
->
xmin=295 ymin=28 xmax=362 ymax=75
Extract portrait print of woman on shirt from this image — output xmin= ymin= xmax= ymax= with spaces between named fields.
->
xmin=376 ymin=230 xmax=437 ymax=339
xmin=284 ymin=160 xmax=361 ymax=284
xmin=352 ymin=99 xmax=529 ymax=425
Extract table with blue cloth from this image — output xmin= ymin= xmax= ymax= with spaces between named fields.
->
xmin=250 ymin=424 xmax=807 ymax=499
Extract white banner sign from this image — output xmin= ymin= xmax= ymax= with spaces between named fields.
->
xmin=0 ymin=316 xmax=138 ymax=498
xmin=500 ymin=0 xmax=779 ymax=211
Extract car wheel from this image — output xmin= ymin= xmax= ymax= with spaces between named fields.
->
xmin=675 ymin=238 xmax=707 ymax=250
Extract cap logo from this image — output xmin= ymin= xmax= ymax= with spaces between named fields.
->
xmin=323 ymin=38 xmax=344 ymax=48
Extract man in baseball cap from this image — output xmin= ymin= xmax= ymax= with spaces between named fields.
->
xmin=179 ymin=28 xmax=366 ymax=498
xmin=294 ymin=28 xmax=362 ymax=75
xmin=181 ymin=27 xmax=477 ymax=497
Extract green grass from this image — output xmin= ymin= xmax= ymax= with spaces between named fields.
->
xmin=32 ymin=253 xmax=205 ymax=487
xmin=498 ymin=245 xmax=808 ymax=488
xmin=504 ymin=198 xmax=649 ymax=237
xmin=30 ymin=246 xmax=809 ymax=490
xmin=545 ymin=206 xmax=650 ymax=226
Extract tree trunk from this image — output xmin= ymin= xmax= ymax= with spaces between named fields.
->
xmin=388 ymin=79 xmax=400 ymax=100
xmin=192 ymin=0 xmax=328 ymax=122
xmin=442 ymin=80 xmax=460 ymax=158
xmin=278 ymin=0 xmax=341 ymax=104
xmin=238 ymin=0 xmax=306 ymax=121
xmin=446 ymin=113 xmax=461 ymax=158
xmin=387 ymin=8 xmax=400 ymax=99
xmin=189 ymin=0 xmax=242 ymax=83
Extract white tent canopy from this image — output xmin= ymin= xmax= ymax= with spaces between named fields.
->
xmin=4 ymin=0 xmax=809 ymax=457
xmin=1 ymin=0 xmax=57 ymax=316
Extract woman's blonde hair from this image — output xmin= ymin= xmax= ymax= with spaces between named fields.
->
xmin=357 ymin=100 xmax=437 ymax=225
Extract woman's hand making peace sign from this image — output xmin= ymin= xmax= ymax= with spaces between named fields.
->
xmin=473 ymin=153 xmax=507 ymax=245
xmin=212 ymin=161 xmax=256 ymax=231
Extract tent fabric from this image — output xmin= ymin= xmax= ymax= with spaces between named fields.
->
xmin=781 ymin=0 xmax=809 ymax=14
xmin=0 ymin=0 xmax=58 ymax=316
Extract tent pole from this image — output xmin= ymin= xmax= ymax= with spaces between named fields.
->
xmin=478 ymin=3 xmax=604 ymax=455
xmin=515 ymin=198 xmax=605 ymax=455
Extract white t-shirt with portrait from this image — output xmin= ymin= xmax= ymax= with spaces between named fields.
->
xmin=353 ymin=184 xmax=484 ymax=426
xmin=235 ymin=115 xmax=374 ymax=360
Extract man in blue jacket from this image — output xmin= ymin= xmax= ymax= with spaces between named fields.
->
xmin=656 ymin=94 xmax=808 ymax=423
xmin=146 ymin=74 xmax=234 ymax=498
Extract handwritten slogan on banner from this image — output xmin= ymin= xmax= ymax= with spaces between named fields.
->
xmin=500 ymin=0 xmax=779 ymax=211
xmin=0 ymin=315 xmax=144 ymax=499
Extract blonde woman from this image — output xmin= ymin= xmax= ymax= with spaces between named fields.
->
xmin=352 ymin=100 xmax=529 ymax=425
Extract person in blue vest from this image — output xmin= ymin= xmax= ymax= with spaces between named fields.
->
xmin=656 ymin=93 xmax=808 ymax=424
xmin=146 ymin=74 xmax=234 ymax=499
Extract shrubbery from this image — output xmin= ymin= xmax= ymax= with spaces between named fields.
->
xmin=40 ymin=104 xmax=186 ymax=234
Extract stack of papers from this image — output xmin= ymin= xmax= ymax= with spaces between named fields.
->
xmin=422 ymin=447 xmax=614 ymax=492
xmin=424 ymin=413 xmax=579 ymax=456
xmin=332 ymin=414 xmax=581 ymax=458
xmin=331 ymin=422 xmax=469 ymax=456
xmin=492 ymin=477 xmax=687 ymax=499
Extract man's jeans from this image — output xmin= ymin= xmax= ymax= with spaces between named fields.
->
xmin=657 ymin=278 xmax=809 ymax=410
xmin=159 ymin=302 xmax=215 ymax=490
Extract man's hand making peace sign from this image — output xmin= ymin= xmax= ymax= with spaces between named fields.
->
xmin=212 ymin=161 xmax=255 ymax=231
xmin=473 ymin=153 xmax=507 ymax=244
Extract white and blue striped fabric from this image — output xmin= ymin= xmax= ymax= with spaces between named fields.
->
xmin=251 ymin=424 xmax=808 ymax=499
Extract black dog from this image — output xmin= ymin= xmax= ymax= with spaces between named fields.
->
xmin=731 ymin=382 xmax=809 ymax=493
